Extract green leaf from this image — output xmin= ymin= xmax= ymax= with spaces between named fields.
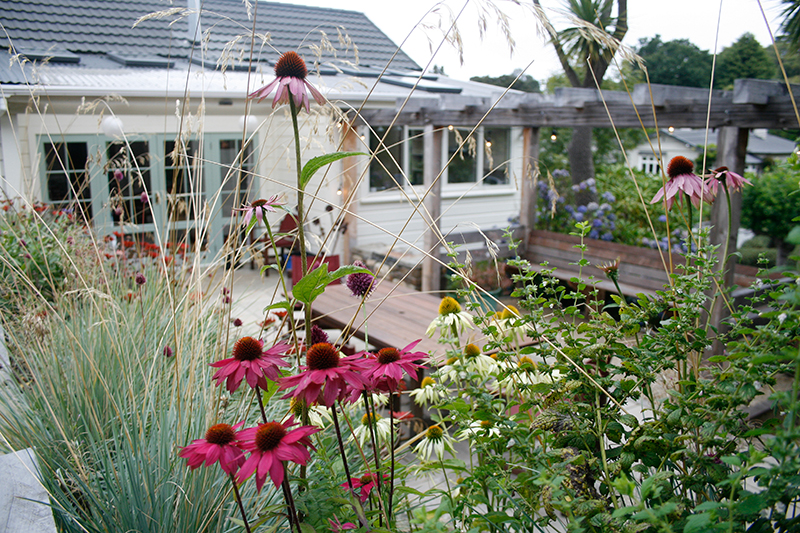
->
xmin=684 ymin=512 xmax=713 ymax=533
xmin=327 ymin=265 xmax=371 ymax=284
xmin=262 ymin=300 xmax=293 ymax=315
xmin=299 ymin=524 xmax=317 ymax=533
xmin=292 ymin=264 xmax=332 ymax=304
xmin=300 ymin=152 xmax=365 ymax=191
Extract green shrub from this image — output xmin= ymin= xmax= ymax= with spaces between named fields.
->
xmin=742 ymin=155 xmax=800 ymax=245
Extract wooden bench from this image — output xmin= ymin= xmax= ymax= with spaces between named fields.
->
xmin=524 ymin=230 xmax=758 ymax=301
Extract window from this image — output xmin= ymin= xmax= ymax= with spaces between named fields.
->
xmin=165 ymin=139 xmax=204 ymax=221
xmin=44 ymin=142 xmax=92 ymax=218
xmin=445 ymin=127 xmax=511 ymax=186
xmin=446 ymin=128 xmax=477 ymax=184
xmin=219 ymin=139 xmax=255 ymax=215
xmin=369 ymin=126 xmax=403 ymax=192
xmin=368 ymin=126 xmax=425 ymax=192
xmin=483 ymin=128 xmax=510 ymax=185
xmin=107 ymin=141 xmax=152 ymax=225
xmin=640 ymin=155 xmax=660 ymax=174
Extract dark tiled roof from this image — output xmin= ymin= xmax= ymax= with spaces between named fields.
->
xmin=0 ymin=0 xmax=419 ymax=77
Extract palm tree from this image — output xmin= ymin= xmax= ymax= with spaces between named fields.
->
xmin=533 ymin=0 xmax=628 ymax=203
xmin=780 ymin=0 xmax=800 ymax=47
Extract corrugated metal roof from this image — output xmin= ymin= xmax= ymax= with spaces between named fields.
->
xmin=0 ymin=0 xmax=420 ymax=85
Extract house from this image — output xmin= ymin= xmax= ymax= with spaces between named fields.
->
xmin=634 ymin=128 xmax=797 ymax=175
xmin=0 ymin=0 xmax=525 ymax=268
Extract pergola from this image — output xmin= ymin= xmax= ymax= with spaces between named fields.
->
xmin=347 ymin=79 xmax=799 ymax=333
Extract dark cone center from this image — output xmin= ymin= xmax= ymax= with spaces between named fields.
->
xmin=306 ymin=342 xmax=339 ymax=370
xmin=232 ymin=336 xmax=262 ymax=362
xmin=255 ymin=422 xmax=287 ymax=452
xmin=377 ymin=347 xmax=400 ymax=365
xmin=205 ymin=423 xmax=236 ymax=445
xmin=667 ymin=156 xmax=694 ymax=179
xmin=274 ymin=51 xmax=307 ymax=79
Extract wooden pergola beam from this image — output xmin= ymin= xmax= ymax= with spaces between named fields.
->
xmin=356 ymin=80 xmax=800 ymax=130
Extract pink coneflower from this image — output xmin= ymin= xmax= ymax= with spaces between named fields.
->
xmin=210 ymin=337 xmax=290 ymax=393
xmin=363 ymin=340 xmax=427 ymax=393
xmin=279 ymin=342 xmax=367 ymax=407
xmin=236 ymin=417 xmax=318 ymax=491
xmin=328 ymin=516 xmax=357 ymax=532
xmin=345 ymin=261 xmax=375 ymax=298
xmin=249 ymin=51 xmax=326 ymax=112
xmin=178 ymin=422 xmax=245 ymax=476
xmin=340 ymin=473 xmax=389 ymax=503
xmin=705 ymin=166 xmax=753 ymax=195
xmin=234 ymin=195 xmax=284 ymax=228
xmin=650 ymin=156 xmax=713 ymax=210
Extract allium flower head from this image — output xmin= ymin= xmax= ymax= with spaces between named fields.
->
xmin=310 ymin=324 xmax=329 ymax=344
xmin=210 ymin=337 xmax=290 ymax=393
xmin=113 ymin=169 xmax=124 ymax=181
xmin=235 ymin=195 xmax=284 ymax=228
xmin=236 ymin=417 xmax=318 ymax=491
xmin=178 ymin=422 xmax=245 ymax=476
xmin=346 ymin=261 xmax=375 ymax=298
xmin=650 ymin=155 xmax=712 ymax=210
xmin=279 ymin=342 xmax=367 ymax=407
xmin=233 ymin=318 xmax=243 ymax=327
xmin=163 ymin=345 xmax=173 ymax=358
xmin=134 ymin=272 xmax=146 ymax=286
xmin=248 ymin=51 xmax=326 ymax=112
xmin=706 ymin=166 xmax=752 ymax=195
xmin=363 ymin=339 xmax=427 ymax=392
xmin=140 ymin=192 xmax=149 ymax=204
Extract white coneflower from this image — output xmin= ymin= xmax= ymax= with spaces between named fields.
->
xmin=409 ymin=376 xmax=447 ymax=406
xmin=426 ymin=297 xmax=474 ymax=337
xmin=462 ymin=343 xmax=498 ymax=379
xmin=458 ymin=419 xmax=501 ymax=440
xmin=289 ymin=397 xmax=331 ymax=429
xmin=492 ymin=305 xmax=528 ymax=345
xmin=414 ymin=424 xmax=456 ymax=461
xmin=351 ymin=412 xmax=393 ymax=447
xmin=496 ymin=358 xmax=562 ymax=396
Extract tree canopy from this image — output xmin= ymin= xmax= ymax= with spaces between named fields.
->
xmin=636 ymin=35 xmax=712 ymax=88
xmin=715 ymin=33 xmax=775 ymax=89
xmin=469 ymin=73 xmax=541 ymax=93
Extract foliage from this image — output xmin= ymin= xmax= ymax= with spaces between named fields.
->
xmin=780 ymin=0 xmax=800 ymax=49
xmin=470 ymin=73 xmax=540 ymax=93
xmin=636 ymin=35 xmax=713 ymax=88
xmin=424 ymin=223 xmax=800 ymax=533
xmin=741 ymin=155 xmax=800 ymax=246
xmin=0 ymin=251 xmax=233 ymax=532
xmin=715 ymin=33 xmax=776 ymax=89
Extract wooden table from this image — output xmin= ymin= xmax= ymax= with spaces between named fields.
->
xmin=304 ymin=281 xmax=445 ymax=361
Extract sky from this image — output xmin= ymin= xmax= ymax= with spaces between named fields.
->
xmin=269 ymin=0 xmax=787 ymax=82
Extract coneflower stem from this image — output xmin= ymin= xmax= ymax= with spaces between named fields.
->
xmin=229 ymin=474 xmax=253 ymax=533
xmin=281 ymin=464 xmax=302 ymax=533
xmin=255 ymin=388 xmax=267 ymax=424
xmin=288 ymin=96 xmax=312 ymax=354
xmin=332 ymin=404 xmax=355 ymax=492
xmin=363 ymin=390 xmax=383 ymax=491
xmin=388 ymin=392 xmax=396 ymax=521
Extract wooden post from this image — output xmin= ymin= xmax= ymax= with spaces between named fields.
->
xmin=341 ymin=122 xmax=360 ymax=265
xmin=422 ymin=124 xmax=443 ymax=293
xmin=519 ymin=127 xmax=541 ymax=249
xmin=708 ymin=126 xmax=749 ymax=354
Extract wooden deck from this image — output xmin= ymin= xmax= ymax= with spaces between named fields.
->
xmin=306 ymin=281 xmax=445 ymax=361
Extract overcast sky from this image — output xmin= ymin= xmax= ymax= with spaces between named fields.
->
xmin=269 ymin=0 xmax=786 ymax=82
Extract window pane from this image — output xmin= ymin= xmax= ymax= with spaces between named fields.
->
xmin=107 ymin=141 xmax=151 ymax=224
xmin=165 ymin=140 xmax=203 ymax=221
xmin=369 ymin=126 xmax=403 ymax=192
xmin=447 ymin=129 xmax=476 ymax=184
xmin=44 ymin=142 xmax=92 ymax=218
xmin=483 ymin=128 xmax=509 ymax=185
xmin=408 ymin=128 xmax=424 ymax=186
xmin=220 ymin=139 xmax=254 ymax=216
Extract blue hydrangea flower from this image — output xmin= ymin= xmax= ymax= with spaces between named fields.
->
xmin=577 ymin=205 xmax=588 ymax=213
xmin=601 ymin=191 xmax=615 ymax=203
xmin=601 ymin=232 xmax=613 ymax=241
